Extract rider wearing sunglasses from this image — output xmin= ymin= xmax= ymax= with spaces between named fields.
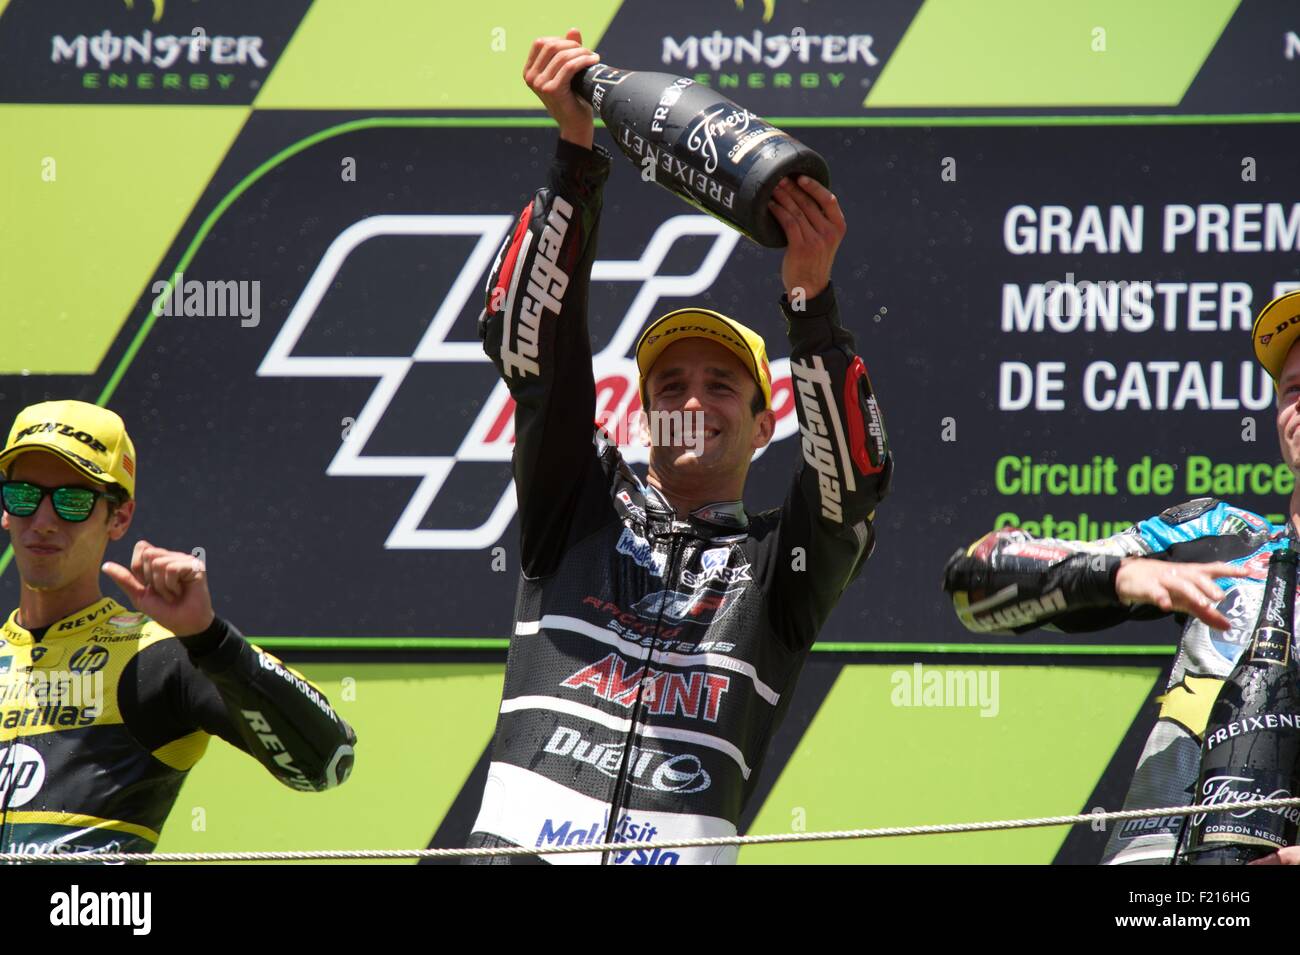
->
xmin=0 ymin=400 xmax=357 ymax=859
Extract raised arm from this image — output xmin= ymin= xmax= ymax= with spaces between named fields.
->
xmin=477 ymin=31 xmax=612 ymax=578
xmin=765 ymin=175 xmax=892 ymax=650
xmin=768 ymin=282 xmax=892 ymax=649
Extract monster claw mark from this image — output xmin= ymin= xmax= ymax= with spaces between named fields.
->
xmin=123 ymin=0 xmax=166 ymax=23
xmin=734 ymin=0 xmax=777 ymax=23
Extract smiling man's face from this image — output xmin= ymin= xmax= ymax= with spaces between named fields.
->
xmin=1 ymin=451 xmax=132 ymax=593
xmin=643 ymin=338 xmax=774 ymax=482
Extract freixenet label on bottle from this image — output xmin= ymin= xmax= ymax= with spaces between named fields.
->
xmin=681 ymin=101 xmax=768 ymax=177
xmin=1190 ymin=769 xmax=1300 ymax=850
xmin=1205 ymin=712 xmax=1300 ymax=750
xmin=613 ymin=125 xmax=738 ymax=210
xmin=573 ymin=63 xmax=831 ymax=247
xmin=650 ymin=76 xmax=692 ymax=132
xmin=1250 ymin=626 xmax=1292 ymax=665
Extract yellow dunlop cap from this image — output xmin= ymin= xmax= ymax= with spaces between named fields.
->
xmin=635 ymin=308 xmax=772 ymax=410
xmin=1252 ymin=288 xmax=1300 ymax=380
xmin=0 ymin=400 xmax=137 ymax=498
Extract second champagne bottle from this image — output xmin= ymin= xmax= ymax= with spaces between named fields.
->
xmin=1177 ymin=530 xmax=1300 ymax=864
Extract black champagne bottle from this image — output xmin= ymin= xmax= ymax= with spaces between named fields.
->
xmin=572 ymin=64 xmax=830 ymax=248
xmin=1178 ymin=531 xmax=1300 ymax=864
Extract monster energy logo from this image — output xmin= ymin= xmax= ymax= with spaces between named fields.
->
xmin=51 ymin=31 xmax=268 ymax=71
xmin=662 ymin=30 xmax=878 ymax=71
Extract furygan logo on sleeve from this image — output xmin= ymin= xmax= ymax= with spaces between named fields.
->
xmin=502 ymin=196 xmax=573 ymax=379
xmin=791 ymin=356 xmax=854 ymax=523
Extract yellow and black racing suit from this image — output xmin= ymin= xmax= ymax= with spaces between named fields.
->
xmin=0 ymin=597 xmax=356 ymax=860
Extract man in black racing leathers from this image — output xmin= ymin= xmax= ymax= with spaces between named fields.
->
xmin=943 ymin=288 xmax=1300 ymax=865
xmin=465 ymin=30 xmax=892 ymax=864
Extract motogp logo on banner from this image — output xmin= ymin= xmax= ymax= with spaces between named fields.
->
xmin=258 ymin=214 xmax=801 ymax=551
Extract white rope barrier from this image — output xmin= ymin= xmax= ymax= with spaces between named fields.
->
xmin=4 ymin=796 xmax=1298 ymax=863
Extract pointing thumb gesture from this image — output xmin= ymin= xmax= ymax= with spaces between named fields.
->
xmin=103 ymin=539 xmax=216 ymax=637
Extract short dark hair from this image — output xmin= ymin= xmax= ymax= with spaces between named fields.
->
xmin=103 ymin=486 xmax=128 ymax=520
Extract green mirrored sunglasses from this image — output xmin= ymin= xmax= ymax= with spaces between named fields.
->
xmin=0 ymin=480 xmax=122 ymax=523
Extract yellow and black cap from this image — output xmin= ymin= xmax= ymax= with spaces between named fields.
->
xmin=1252 ymin=289 xmax=1300 ymax=380
xmin=0 ymin=400 xmax=137 ymax=498
xmin=634 ymin=308 xmax=772 ymax=410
